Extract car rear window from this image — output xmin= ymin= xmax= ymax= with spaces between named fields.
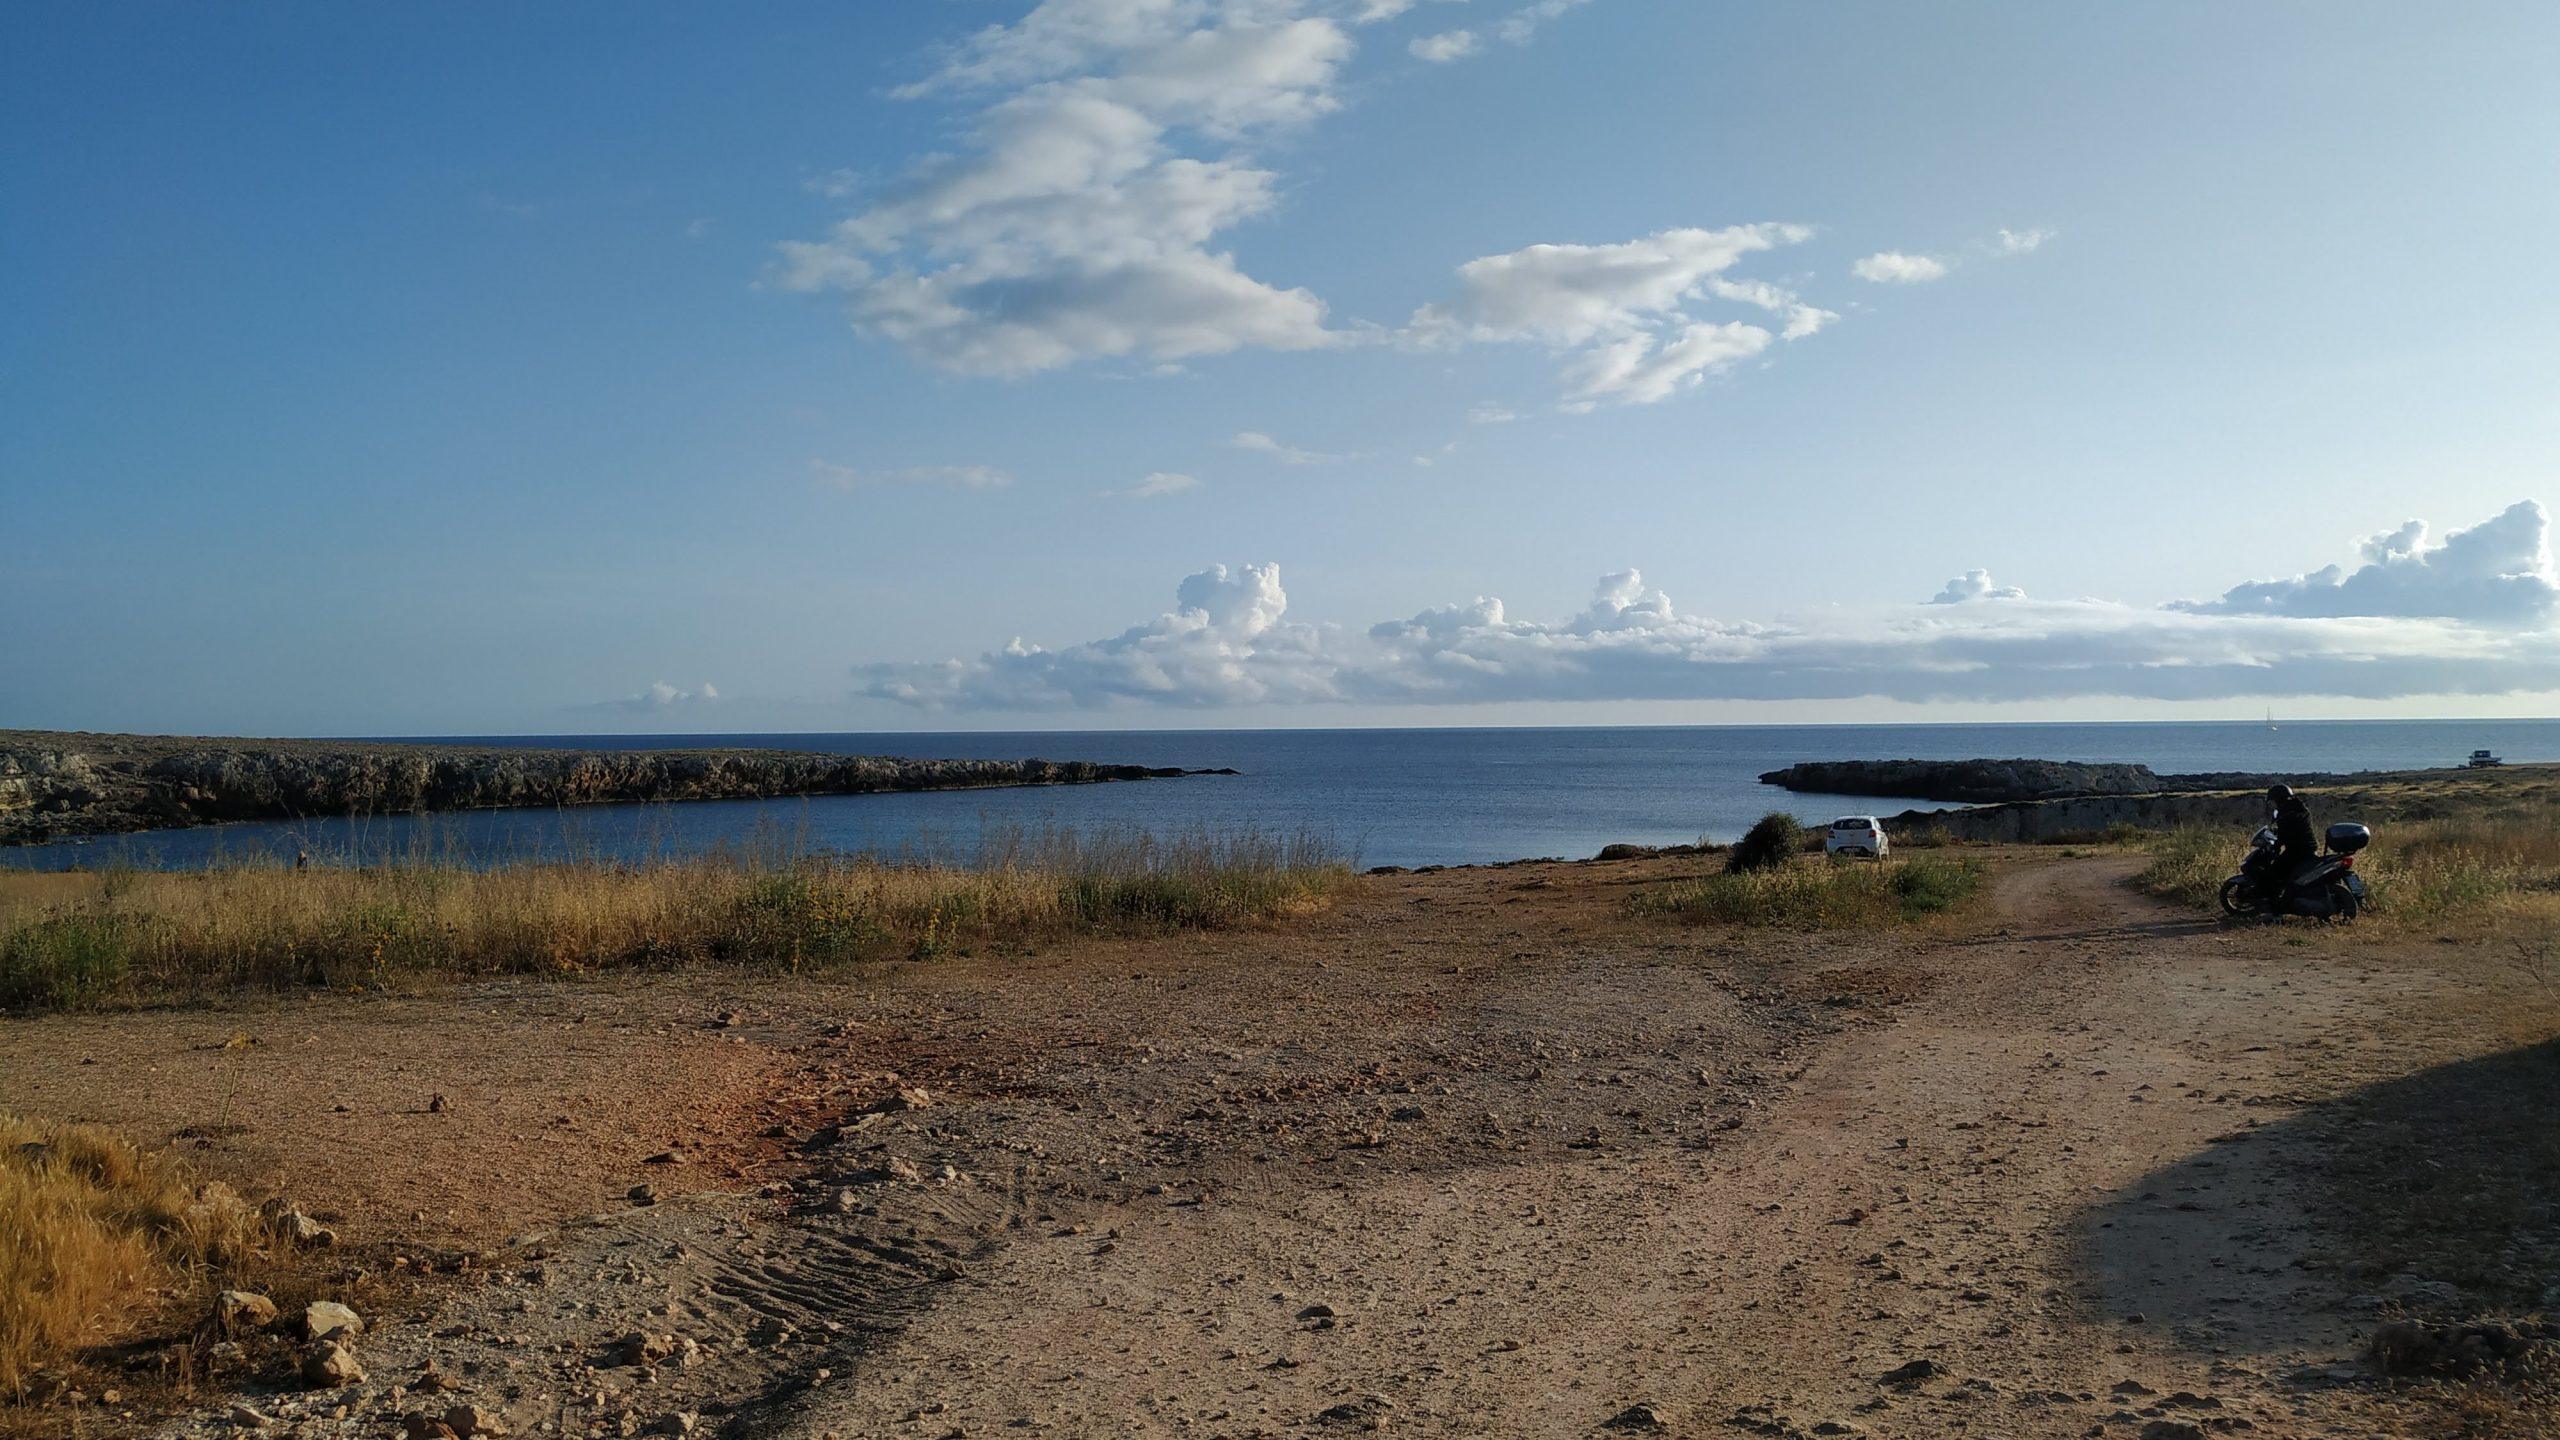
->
xmin=1833 ymin=818 xmax=1871 ymax=829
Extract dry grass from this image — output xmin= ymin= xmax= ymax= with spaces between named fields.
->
xmin=2135 ymin=806 xmax=2560 ymax=931
xmin=1631 ymin=854 xmax=1987 ymax=930
xmin=0 ymin=1116 xmax=264 ymax=1399
xmin=0 ymin=827 xmax=1352 ymax=1011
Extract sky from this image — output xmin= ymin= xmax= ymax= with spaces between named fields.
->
xmin=7 ymin=1 xmax=2559 ymax=737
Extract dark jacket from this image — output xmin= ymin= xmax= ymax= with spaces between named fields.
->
xmin=2272 ymin=795 xmax=2316 ymax=860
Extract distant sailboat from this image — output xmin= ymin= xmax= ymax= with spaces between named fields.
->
xmin=2266 ymin=706 xmax=2279 ymax=732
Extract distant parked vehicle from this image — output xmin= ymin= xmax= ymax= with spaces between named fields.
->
xmin=2466 ymin=748 xmax=2504 ymax=768
xmin=1825 ymin=816 xmax=1889 ymax=860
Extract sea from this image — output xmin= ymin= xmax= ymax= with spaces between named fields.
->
xmin=9 ymin=719 xmax=2553 ymax=873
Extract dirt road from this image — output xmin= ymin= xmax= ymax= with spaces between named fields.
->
xmin=784 ymin=857 xmax=2540 ymax=1438
xmin=12 ymin=852 xmax=2547 ymax=1438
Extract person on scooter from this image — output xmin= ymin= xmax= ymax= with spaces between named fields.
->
xmin=2261 ymin=783 xmax=2316 ymax=901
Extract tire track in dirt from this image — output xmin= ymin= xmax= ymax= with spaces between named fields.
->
xmin=141 ymin=855 xmax=2533 ymax=1439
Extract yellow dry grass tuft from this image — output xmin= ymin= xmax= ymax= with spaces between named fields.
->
xmin=0 ymin=1115 xmax=262 ymax=1398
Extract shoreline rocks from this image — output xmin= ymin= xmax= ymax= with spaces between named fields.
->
xmin=0 ymin=730 xmax=1218 ymax=846
xmin=1758 ymin=757 xmax=2358 ymax=804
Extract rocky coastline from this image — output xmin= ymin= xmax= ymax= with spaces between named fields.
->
xmin=1758 ymin=757 xmax=2356 ymax=804
xmin=1746 ymin=756 xmax=2546 ymax=846
xmin=0 ymin=731 xmax=1217 ymax=846
xmin=1862 ymin=762 xmax=2536 ymax=844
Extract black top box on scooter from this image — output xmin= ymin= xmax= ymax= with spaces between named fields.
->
xmin=2326 ymin=822 xmax=2371 ymax=854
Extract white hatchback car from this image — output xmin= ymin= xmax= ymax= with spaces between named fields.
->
xmin=1824 ymin=816 xmax=1889 ymax=860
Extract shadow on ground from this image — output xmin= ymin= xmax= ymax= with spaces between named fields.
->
xmin=2077 ymin=1037 xmax=2560 ymax=1363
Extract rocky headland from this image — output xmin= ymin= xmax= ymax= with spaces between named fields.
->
xmin=0 ymin=731 xmax=1214 ymax=846
xmin=1758 ymin=757 xmax=2357 ymax=803
xmin=1796 ymin=759 xmax=2549 ymax=844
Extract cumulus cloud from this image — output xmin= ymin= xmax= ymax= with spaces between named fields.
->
xmin=1232 ymin=429 xmax=1343 ymax=464
xmin=812 ymin=459 xmax=1012 ymax=491
xmin=2173 ymin=500 xmax=2559 ymax=623
xmin=1409 ymin=30 xmax=1481 ymax=62
xmin=1411 ymin=225 xmax=1824 ymax=406
xmin=1109 ymin=469 xmax=1202 ymax=498
xmin=1995 ymin=226 xmax=2054 ymax=254
xmin=863 ymin=562 xmax=1340 ymax=709
xmin=1851 ymin=251 xmax=1948 ymax=284
xmin=778 ymin=1 xmax=1352 ymax=376
xmin=781 ymin=6 xmax=2020 ymax=398
xmin=1929 ymin=569 xmax=2026 ymax=604
xmin=859 ymin=502 xmax=2560 ymax=709
xmin=1467 ymin=402 xmax=1519 ymax=425
xmin=611 ymin=681 xmax=720 ymax=713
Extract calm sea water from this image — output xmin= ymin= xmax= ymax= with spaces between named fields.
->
xmin=10 ymin=720 xmax=2553 ymax=873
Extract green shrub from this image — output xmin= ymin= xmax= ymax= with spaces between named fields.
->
xmin=1727 ymin=813 xmax=1807 ymax=874
xmin=1889 ymin=857 xmax=1984 ymax=913
xmin=0 ymin=913 xmax=139 ymax=1010
xmin=720 ymin=869 xmax=891 ymax=967
xmin=1635 ymin=856 xmax=1985 ymax=929
xmin=2134 ymin=827 xmax=2228 ymax=907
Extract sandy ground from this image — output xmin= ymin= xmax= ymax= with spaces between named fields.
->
xmin=6 ymin=851 xmax=2554 ymax=1439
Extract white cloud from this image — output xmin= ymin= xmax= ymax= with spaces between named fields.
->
xmin=1705 ymin=277 xmax=1837 ymax=339
xmin=615 ymin=681 xmax=720 ymax=713
xmin=1559 ymin=321 xmax=1771 ymax=408
xmin=1414 ymin=225 xmax=1806 ymax=345
xmin=1110 ymin=469 xmax=1203 ymax=498
xmin=1851 ymin=251 xmax=1948 ymax=284
xmin=2173 ymin=500 xmax=2559 ymax=623
xmin=801 ymin=168 xmax=863 ymax=200
xmin=863 ymin=562 xmax=1340 ymax=710
xmin=1232 ymin=429 xmax=1343 ymax=464
xmin=859 ymin=502 xmax=2560 ymax=709
xmin=1467 ymin=402 xmax=1519 ymax=425
xmin=1409 ymin=0 xmax=1590 ymax=62
xmin=812 ymin=459 xmax=1013 ymax=491
xmin=1853 ymin=228 xmax=2053 ymax=285
xmin=779 ymin=2 xmax=1352 ymax=376
xmin=1494 ymin=0 xmax=1593 ymax=45
xmin=1929 ymin=569 xmax=2026 ymax=604
xmin=1410 ymin=30 xmax=1482 ymax=62
xmin=1410 ymin=225 xmax=1821 ymax=406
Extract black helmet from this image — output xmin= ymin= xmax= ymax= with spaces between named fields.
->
xmin=2267 ymin=783 xmax=2295 ymax=802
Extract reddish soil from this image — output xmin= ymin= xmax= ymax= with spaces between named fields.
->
xmin=6 ymin=851 xmax=2554 ymax=1438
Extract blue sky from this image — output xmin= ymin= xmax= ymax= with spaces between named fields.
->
xmin=7 ymin=1 xmax=2558 ymax=735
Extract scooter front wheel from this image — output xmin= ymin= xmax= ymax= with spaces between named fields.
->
xmin=2217 ymin=876 xmax=2262 ymax=917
